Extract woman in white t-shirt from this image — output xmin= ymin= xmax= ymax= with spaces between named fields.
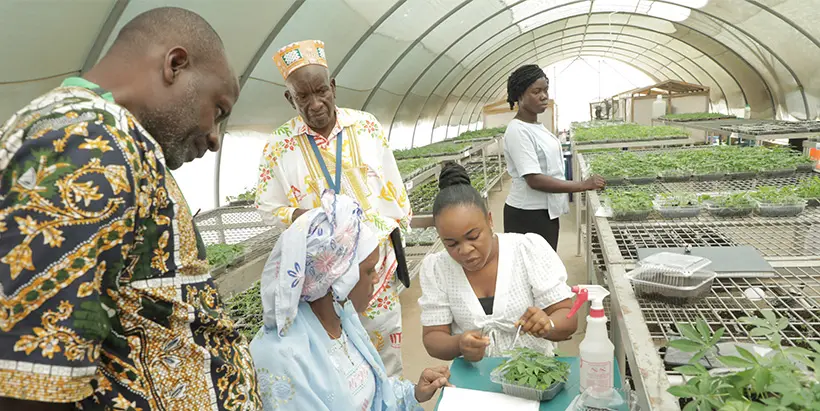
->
xmin=502 ymin=64 xmax=605 ymax=250
xmin=419 ymin=163 xmax=578 ymax=362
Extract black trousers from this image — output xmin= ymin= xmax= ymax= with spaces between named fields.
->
xmin=503 ymin=204 xmax=560 ymax=251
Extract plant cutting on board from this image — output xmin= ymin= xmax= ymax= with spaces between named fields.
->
xmin=667 ymin=312 xmax=820 ymax=410
xmin=493 ymin=347 xmax=570 ymax=390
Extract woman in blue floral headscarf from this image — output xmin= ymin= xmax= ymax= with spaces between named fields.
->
xmin=250 ymin=191 xmax=450 ymax=410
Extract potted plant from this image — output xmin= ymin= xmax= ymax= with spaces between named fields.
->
xmin=751 ymin=186 xmax=806 ymax=217
xmin=701 ymin=193 xmax=755 ymax=218
xmin=654 ymin=192 xmax=702 ymax=219
xmin=607 ymin=190 xmax=654 ymax=221
xmin=667 ymin=312 xmax=820 ymax=410
xmin=490 ymin=347 xmax=570 ymax=401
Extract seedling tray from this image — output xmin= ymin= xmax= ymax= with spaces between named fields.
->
xmin=806 ymin=198 xmax=820 ymax=207
xmin=706 ymin=205 xmax=754 ymax=218
xmin=490 ymin=368 xmax=565 ymax=402
xmin=760 ymin=168 xmax=796 ymax=178
xmin=796 ymin=163 xmax=815 ymax=172
xmin=655 ymin=206 xmax=701 ymax=219
xmin=630 ymin=269 xmax=716 ymax=305
xmin=604 ymin=177 xmax=628 ymax=186
xmin=756 ymin=202 xmax=805 ymax=217
xmin=612 ymin=209 xmax=651 ymax=221
xmin=628 ymin=176 xmax=658 ymax=185
xmin=726 ymin=171 xmax=756 ymax=180
xmin=694 ymin=172 xmax=726 ymax=182
xmin=659 ymin=172 xmax=691 ymax=183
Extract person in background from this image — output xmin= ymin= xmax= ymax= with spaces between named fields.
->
xmin=255 ymin=40 xmax=411 ymax=376
xmin=0 ymin=7 xmax=262 ymax=411
xmin=418 ymin=163 xmax=577 ymax=362
xmin=503 ymin=64 xmax=605 ymax=250
xmin=251 ymin=192 xmax=449 ymax=410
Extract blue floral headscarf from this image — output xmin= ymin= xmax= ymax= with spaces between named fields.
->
xmin=260 ymin=191 xmax=378 ymax=336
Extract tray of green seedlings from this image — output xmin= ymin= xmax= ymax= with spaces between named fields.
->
xmin=751 ymin=186 xmax=806 ymax=217
xmin=206 ymin=243 xmax=248 ymax=276
xmin=605 ymin=189 xmax=654 ymax=221
xmin=397 ymin=158 xmax=438 ymax=180
xmin=586 ymin=145 xmax=810 ymax=183
xmin=796 ymin=176 xmax=820 ymax=206
xmin=404 ymin=227 xmax=439 ymax=247
xmin=653 ymin=192 xmax=702 ymax=219
xmin=409 ymin=178 xmax=438 ymax=213
xmin=660 ymin=112 xmax=737 ymax=122
xmin=572 ymin=123 xmax=689 ymax=144
xmin=466 ymin=161 xmax=505 ymax=194
xmin=490 ymin=347 xmax=570 ymax=402
xmin=394 ymin=141 xmax=473 ymax=160
xmin=700 ymin=192 xmax=755 ymax=218
xmin=450 ymin=126 xmax=505 ymax=142
xmin=225 ymin=281 xmax=263 ymax=340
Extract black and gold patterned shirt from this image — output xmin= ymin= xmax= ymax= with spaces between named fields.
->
xmin=0 ymin=79 xmax=261 ymax=410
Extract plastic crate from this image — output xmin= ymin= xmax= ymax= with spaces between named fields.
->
xmin=489 ymin=368 xmax=565 ymax=402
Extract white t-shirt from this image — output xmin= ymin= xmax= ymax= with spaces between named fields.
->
xmin=328 ymin=328 xmax=377 ymax=411
xmin=503 ymin=119 xmax=569 ymax=219
xmin=418 ymin=233 xmax=573 ymax=357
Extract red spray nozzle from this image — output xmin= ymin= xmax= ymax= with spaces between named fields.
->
xmin=567 ymin=286 xmax=588 ymax=319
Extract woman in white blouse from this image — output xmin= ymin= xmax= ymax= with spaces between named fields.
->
xmin=419 ymin=163 xmax=578 ymax=362
xmin=503 ymin=64 xmax=605 ymax=250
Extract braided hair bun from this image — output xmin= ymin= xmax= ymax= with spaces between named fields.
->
xmin=433 ymin=161 xmax=487 ymax=217
xmin=438 ymin=162 xmax=471 ymax=190
xmin=507 ymin=64 xmax=547 ymax=110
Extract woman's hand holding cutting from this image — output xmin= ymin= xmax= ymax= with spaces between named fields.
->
xmin=459 ymin=329 xmax=490 ymax=362
xmin=515 ymin=306 xmax=553 ymax=339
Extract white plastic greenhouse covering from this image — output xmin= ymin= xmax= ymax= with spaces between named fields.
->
xmin=2 ymin=0 xmax=820 ymax=211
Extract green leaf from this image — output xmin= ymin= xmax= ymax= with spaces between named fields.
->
xmin=668 ymin=384 xmax=699 ymax=398
xmin=669 ymin=339 xmax=705 ymax=352
xmin=735 ymin=346 xmax=759 ymax=364
xmin=696 ymin=319 xmax=712 ymax=339
xmin=718 ymin=355 xmax=754 ymax=369
xmin=720 ymin=400 xmax=754 ymax=411
xmin=675 ymin=365 xmax=706 ymax=376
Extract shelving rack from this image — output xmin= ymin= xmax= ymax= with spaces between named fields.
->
xmin=570 ymin=133 xmax=705 ymax=257
xmin=576 ymin=148 xmax=820 ymax=411
xmin=653 ymin=118 xmax=820 ymax=147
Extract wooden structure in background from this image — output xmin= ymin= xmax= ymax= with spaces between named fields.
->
xmin=613 ymin=80 xmax=711 ymax=125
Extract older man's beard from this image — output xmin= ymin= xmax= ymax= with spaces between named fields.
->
xmin=138 ymin=85 xmax=200 ymax=170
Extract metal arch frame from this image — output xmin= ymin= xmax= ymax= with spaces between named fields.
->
xmin=444 ymin=39 xmax=699 ymax=133
xmin=442 ymin=30 xmax=731 ymax=135
xmin=358 ymin=0 xmax=473 ymax=110
xmin=434 ymin=12 xmax=766 ymax=142
xmin=436 ymin=12 xmax=764 ymax=142
xmin=678 ymin=4 xmax=811 ymax=118
xmin=81 ymin=0 xmax=130 ymax=73
xmin=371 ymin=0 xmax=800 ymax=146
xmin=466 ymin=48 xmax=683 ymax=130
xmin=331 ymin=0 xmax=408 ymax=78
xmin=404 ymin=8 xmax=771 ymax=146
xmin=456 ymin=45 xmax=693 ymax=135
xmin=744 ymin=0 xmax=820 ymax=50
xmin=456 ymin=41 xmax=720 ymax=133
xmin=215 ymin=0 xmax=305 ymax=208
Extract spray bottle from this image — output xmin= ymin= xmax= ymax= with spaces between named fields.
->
xmin=567 ymin=285 xmax=614 ymax=393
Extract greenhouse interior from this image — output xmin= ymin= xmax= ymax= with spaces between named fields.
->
xmin=2 ymin=1 xmax=820 ymax=410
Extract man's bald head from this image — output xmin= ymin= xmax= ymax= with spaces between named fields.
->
xmin=87 ymin=7 xmax=239 ymax=170
xmin=109 ymin=7 xmax=226 ymax=67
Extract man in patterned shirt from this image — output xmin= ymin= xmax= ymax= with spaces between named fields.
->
xmin=255 ymin=40 xmax=412 ymax=377
xmin=0 ymin=7 xmax=261 ymax=411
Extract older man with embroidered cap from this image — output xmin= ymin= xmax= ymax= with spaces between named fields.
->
xmin=255 ymin=40 xmax=411 ymax=376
